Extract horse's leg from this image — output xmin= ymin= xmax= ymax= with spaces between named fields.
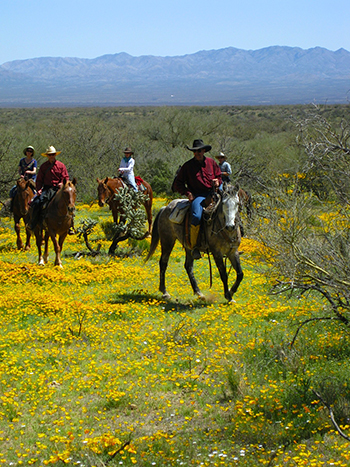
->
xmin=14 ymin=216 xmax=23 ymax=250
xmin=184 ymin=249 xmax=205 ymax=300
xmin=43 ymin=230 xmax=50 ymax=264
xmin=227 ymin=250 xmax=244 ymax=298
xmin=24 ymin=224 xmax=31 ymax=251
xmin=55 ymin=233 xmax=67 ymax=267
xmin=24 ymin=215 xmax=31 ymax=250
xmin=49 ymin=231 xmax=62 ymax=267
xmin=35 ymin=228 xmax=45 ymax=265
xmin=211 ymin=250 xmax=233 ymax=301
xmin=159 ymin=238 xmax=176 ymax=300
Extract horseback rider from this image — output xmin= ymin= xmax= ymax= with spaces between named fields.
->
xmin=9 ymin=145 xmax=37 ymax=211
xmin=118 ymin=147 xmax=138 ymax=191
xmin=172 ymin=139 xmax=222 ymax=259
xmin=29 ymin=146 xmax=70 ymax=231
xmin=216 ymin=152 xmax=232 ymax=183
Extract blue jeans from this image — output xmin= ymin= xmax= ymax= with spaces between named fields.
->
xmin=191 ymin=194 xmax=208 ymax=226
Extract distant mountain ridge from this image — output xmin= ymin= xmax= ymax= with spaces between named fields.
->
xmin=0 ymin=46 xmax=349 ymax=106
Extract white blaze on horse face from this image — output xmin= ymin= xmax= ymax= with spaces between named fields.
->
xmin=222 ymin=192 xmax=240 ymax=230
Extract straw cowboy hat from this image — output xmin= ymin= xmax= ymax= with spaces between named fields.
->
xmin=186 ymin=139 xmax=212 ymax=152
xmin=123 ymin=147 xmax=134 ymax=154
xmin=23 ymin=145 xmax=35 ymax=156
xmin=41 ymin=146 xmax=61 ymax=157
xmin=216 ymin=152 xmax=227 ymax=160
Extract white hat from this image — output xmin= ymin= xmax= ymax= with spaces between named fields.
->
xmin=41 ymin=145 xmax=61 ymax=157
xmin=216 ymin=152 xmax=227 ymax=160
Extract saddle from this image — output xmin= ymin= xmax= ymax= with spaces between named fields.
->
xmin=135 ymin=176 xmax=147 ymax=192
xmin=169 ymin=192 xmax=221 ymax=250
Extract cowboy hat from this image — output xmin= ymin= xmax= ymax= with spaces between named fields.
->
xmin=216 ymin=152 xmax=227 ymax=160
xmin=23 ymin=145 xmax=35 ymax=156
xmin=123 ymin=147 xmax=134 ymax=154
xmin=41 ymin=145 xmax=61 ymax=157
xmin=186 ymin=139 xmax=212 ymax=152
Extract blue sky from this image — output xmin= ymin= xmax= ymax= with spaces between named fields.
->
xmin=1 ymin=0 xmax=349 ymax=64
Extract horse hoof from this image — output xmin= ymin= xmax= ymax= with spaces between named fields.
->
xmin=162 ymin=292 xmax=171 ymax=300
xmin=196 ymin=293 xmax=206 ymax=301
xmin=38 ymin=260 xmax=45 ymax=266
xmin=228 ymin=298 xmax=236 ymax=304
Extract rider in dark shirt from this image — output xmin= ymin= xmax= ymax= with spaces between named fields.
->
xmin=172 ymin=139 xmax=222 ymax=259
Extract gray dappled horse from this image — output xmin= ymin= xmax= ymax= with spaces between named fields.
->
xmin=146 ymin=184 xmax=244 ymax=302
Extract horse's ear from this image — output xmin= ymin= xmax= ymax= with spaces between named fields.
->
xmin=104 ymin=177 xmax=109 ymax=184
xmin=223 ymin=181 xmax=228 ymax=192
xmin=234 ymin=182 xmax=240 ymax=192
xmin=72 ymin=177 xmax=77 ymax=186
xmin=96 ymin=178 xmax=100 ymax=183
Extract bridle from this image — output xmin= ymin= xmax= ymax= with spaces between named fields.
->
xmin=211 ymin=192 xmax=240 ymax=246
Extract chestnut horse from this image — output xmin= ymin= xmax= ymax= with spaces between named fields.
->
xmin=237 ymin=188 xmax=252 ymax=219
xmin=97 ymin=176 xmax=153 ymax=234
xmin=12 ymin=178 xmax=35 ymax=250
xmin=33 ymin=178 xmax=77 ymax=267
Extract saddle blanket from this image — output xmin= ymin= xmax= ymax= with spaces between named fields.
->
xmin=169 ymin=199 xmax=190 ymax=224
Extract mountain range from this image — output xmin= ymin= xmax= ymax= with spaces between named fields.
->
xmin=0 ymin=46 xmax=349 ymax=107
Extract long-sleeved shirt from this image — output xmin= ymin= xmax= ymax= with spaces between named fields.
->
xmin=218 ymin=160 xmax=232 ymax=182
xmin=119 ymin=156 xmax=137 ymax=190
xmin=172 ymin=156 xmax=222 ymax=197
xmin=36 ymin=159 xmax=69 ymax=191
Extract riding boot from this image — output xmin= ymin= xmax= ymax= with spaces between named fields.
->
xmin=190 ymin=224 xmax=201 ymax=260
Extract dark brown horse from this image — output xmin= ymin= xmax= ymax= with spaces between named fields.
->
xmin=97 ymin=176 xmax=153 ymax=234
xmin=237 ymin=188 xmax=252 ymax=219
xmin=12 ymin=178 xmax=35 ymax=250
xmin=33 ymin=178 xmax=77 ymax=267
xmin=146 ymin=184 xmax=243 ymax=302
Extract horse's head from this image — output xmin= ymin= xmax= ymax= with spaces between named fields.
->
xmin=97 ymin=177 xmax=110 ymax=207
xmin=61 ymin=178 xmax=77 ymax=213
xmin=221 ymin=184 xmax=241 ymax=232
xmin=16 ymin=177 xmax=35 ymax=216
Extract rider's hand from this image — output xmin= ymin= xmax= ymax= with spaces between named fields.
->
xmin=188 ymin=192 xmax=194 ymax=202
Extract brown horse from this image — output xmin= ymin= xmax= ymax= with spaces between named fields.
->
xmin=33 ymin=178 xmax=77 ymax=267
xmin=12 ymin=178 xmax=35 ymax=250
xmin=237 ymin=187 xmax=252 ymax=219
xmin=97 ymin=176 xmax=153 ymax=234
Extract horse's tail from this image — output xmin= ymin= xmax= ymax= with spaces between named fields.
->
xmin=145 ymin=207 xmax=163 ymax=261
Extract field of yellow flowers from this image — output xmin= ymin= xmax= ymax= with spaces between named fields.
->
xmin=0 ymin=199 xmax=349 ymax=466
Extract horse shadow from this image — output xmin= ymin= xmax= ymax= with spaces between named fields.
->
xmin=109 ymin=291 xmax=210 ymax=313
